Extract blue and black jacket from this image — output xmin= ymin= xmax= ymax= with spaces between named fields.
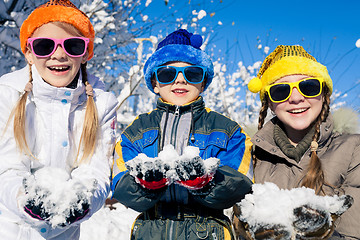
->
xmin=111 ymin=96 xmax=253 ymax=213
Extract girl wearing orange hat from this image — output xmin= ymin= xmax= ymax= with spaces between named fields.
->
xmin=234 ymin=45 xmax=359 ymax=239
xmin=0 ymin=0 xmax=117 ymax=239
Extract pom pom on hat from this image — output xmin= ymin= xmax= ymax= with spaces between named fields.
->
xmin=248 ymin=77 xmax=262 ymax=93
xmin=144 ymin=29 xmax=214 ymax=94
xmin=20 ymin=0 xmax=95 ymax=60
xmin=156 ymin=29 xmax=203 ymax=50
xmin=190 ymin=34 xmax=203 ymax=49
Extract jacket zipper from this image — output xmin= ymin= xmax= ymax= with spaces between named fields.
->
xmin=170 ymin=106 xmax=180 ymax=147
xmin=169 ymin=106 xmax=180 ymax=240
xmin=167 ymin=220 xmax=175 ymax=240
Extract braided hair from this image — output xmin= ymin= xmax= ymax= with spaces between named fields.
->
xmin=9 ymin=22 xmax=98 ymax=166
xmin=256 ymin=86 xmax=331 ymax=194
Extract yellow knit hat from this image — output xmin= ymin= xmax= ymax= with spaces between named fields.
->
xmin=248 ymin=45 xmax=333 ymax=101
xmin=20 ymin=0 xmax=95 ymax=60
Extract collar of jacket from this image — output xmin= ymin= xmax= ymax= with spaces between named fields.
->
xmin=273 ymin=120 xmax=314 ymax=162
xmin=31 ymin=65 xmax=87 ymax=107
xmin=252 ymin=115 xmax=334 ymax=159
xmin=156 ymin=96 xmax=205 ymax=114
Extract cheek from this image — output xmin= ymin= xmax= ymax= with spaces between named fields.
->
xmin=311 ymin=98 xmax=324 ymax=115
xmin=269 ymin=101 xmax=279 ymax=112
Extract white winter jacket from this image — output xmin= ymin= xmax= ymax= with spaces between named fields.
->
xmin=0 ymin=65 xmax=118 ymax=240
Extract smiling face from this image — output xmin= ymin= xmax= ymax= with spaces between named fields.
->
xmin=153 ymin=62 xmax=204 ymax=106
xmin=25 ymin=22 xmax=88 ymax=88
xmin=269 ymin=74 xmax=324 ymax=142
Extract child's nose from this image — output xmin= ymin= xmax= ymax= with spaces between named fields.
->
xmin=51 ymin=44 xmax=67 ymax=59
xmin=288 ymin=87 xmax=305 ymax=103
xmin=174 ymin=72 xmax=186 ymax=84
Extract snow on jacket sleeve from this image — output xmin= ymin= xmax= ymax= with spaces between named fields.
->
xmin=112 ymin=133 xmax=165 ymax=212
xmin=71 ymin=89 xmax=118 ymax=219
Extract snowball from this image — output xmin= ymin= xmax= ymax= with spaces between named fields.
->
xmin=203 ymin=157 xmax=220 ymax=174
xmin=264 ymin=46 xmax=270 ymax=54
xmin=197 ymin=10 xmax=207 ymax=20
xmin=356 ymin=39 xmax=360 ymax=48
xmin=145 ymin=0 xmax=152 ymax=7
xmin=182 ymin=145 xmax=200 ymax=159
xmin=142 ymin=15 xmax=148 ymax=21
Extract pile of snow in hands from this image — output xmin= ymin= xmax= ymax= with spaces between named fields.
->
xmin=19 ymin=167 xmax=96 ymax=228
xmin=125 ymin=145 xmax=220 ymax=183
xmin=237 ymin=182 xmax=351 ymax=238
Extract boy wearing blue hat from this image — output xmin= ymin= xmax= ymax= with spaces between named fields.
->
xmin=111 ymin=29 xmax=253 ymax=239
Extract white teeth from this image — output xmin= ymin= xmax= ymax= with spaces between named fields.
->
xmin=289 ymin=108 xmax=307 ymax=113
xmin=49 ymin=66 xmax=69 ymax=71
xmin=173 ymin=90 xmax=186 ymax=93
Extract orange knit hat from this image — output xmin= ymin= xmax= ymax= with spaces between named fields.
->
xmin=20 ymin=0 xmax=95 ymax=60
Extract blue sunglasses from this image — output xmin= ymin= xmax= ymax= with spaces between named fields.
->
xmin=153 ymin=65 xmax=207 ymax=84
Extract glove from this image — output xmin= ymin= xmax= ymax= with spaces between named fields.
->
xmin=232 ymin=204 xmax=253 ymax=240
xmin=253 ymin=224 xmax=291 ymax=240
xmin=293 ymin=205 xmax=332 ymax=239
xmin=233 ymin=209 xmax=290 ymax=240
xmin=61 ymin=194 xmax=90 ymax=227
xmin=21 ymin=169 xmax=94 ymax=228
xmin=293 ymin=195 xmax=354 ymax=239
xmin=22 ymin=177 xmax=51 ymax=221
xmin=175 ymin=156 xmax=214 ymax=190
xmin=24 ymin=198 xmax=51 ymax=221
xmin=126 ymin=156 xmax=170 ymax=190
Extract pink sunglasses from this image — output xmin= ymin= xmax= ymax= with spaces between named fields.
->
xmin=27 ymin=37 xmax=89 ymax=58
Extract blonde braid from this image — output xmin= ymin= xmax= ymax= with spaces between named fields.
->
xmin=258 ymin=96 xmax=269 ymax=130
xmin=11 ymin=65 xmax=34 ymax=156
xmin=74 ymin=63 xmax=99 ymax=166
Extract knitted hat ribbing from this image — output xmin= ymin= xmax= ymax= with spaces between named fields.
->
xmin=248 ymin=45 xmax=333 ymax=101
xmin=143 ymin=29 xmax=214 ymax=94
xmin=20 ymin=0 xmax=95 ymax=60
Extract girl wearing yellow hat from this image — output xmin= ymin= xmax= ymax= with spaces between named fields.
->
xmin=0 ymin=0 xmax=117 ymax=239
xmin=235 ymin=45 xmax=359 ymax=239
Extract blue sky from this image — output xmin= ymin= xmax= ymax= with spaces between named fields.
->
xmin=143 ymin=0 xmax=360 ymax=109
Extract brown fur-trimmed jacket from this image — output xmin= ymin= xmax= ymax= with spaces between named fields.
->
xmin=252 ymin=116 xmax=360 ymax=239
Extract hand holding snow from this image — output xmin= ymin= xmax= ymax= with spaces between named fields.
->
xmin=236 ymin=182 xmax=353 ymax=239
xmin=20 ymin=167 xmax=97 ymax=228
xmin=174 ymin=146 xmax=219 ymax=190
xmin=125 ymin=145 xmax=220 ymax=190
xmin=125 ymin=153 xmax=172 ymax=189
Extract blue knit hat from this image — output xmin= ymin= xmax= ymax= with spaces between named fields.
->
xmin=144 ymin=29 xmax=214 ymax=94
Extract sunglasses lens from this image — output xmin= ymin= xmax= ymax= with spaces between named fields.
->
xmin=156 ymin=67 xmax=177 ymax=84
xmin=64 ymin=38 xmax=86 ymax=56
xmin=184 ymin=67 xmax=204 ymax=83
xmin=299 ymin=79 xmax=321 ymax=96
xmin=32 ymin=38 xmax=55 ymax=56
xmin=269 ymin=84 xmax=291 ymax=102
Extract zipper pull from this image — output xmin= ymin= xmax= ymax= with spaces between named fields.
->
xmin=174 ymin=106 xmax=180 ymax=116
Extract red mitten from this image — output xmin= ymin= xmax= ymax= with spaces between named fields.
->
xmin=175 ymin=156 xmax=218 ymax=190
xmin=126 ymin=155 xmax=170 ymax=190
